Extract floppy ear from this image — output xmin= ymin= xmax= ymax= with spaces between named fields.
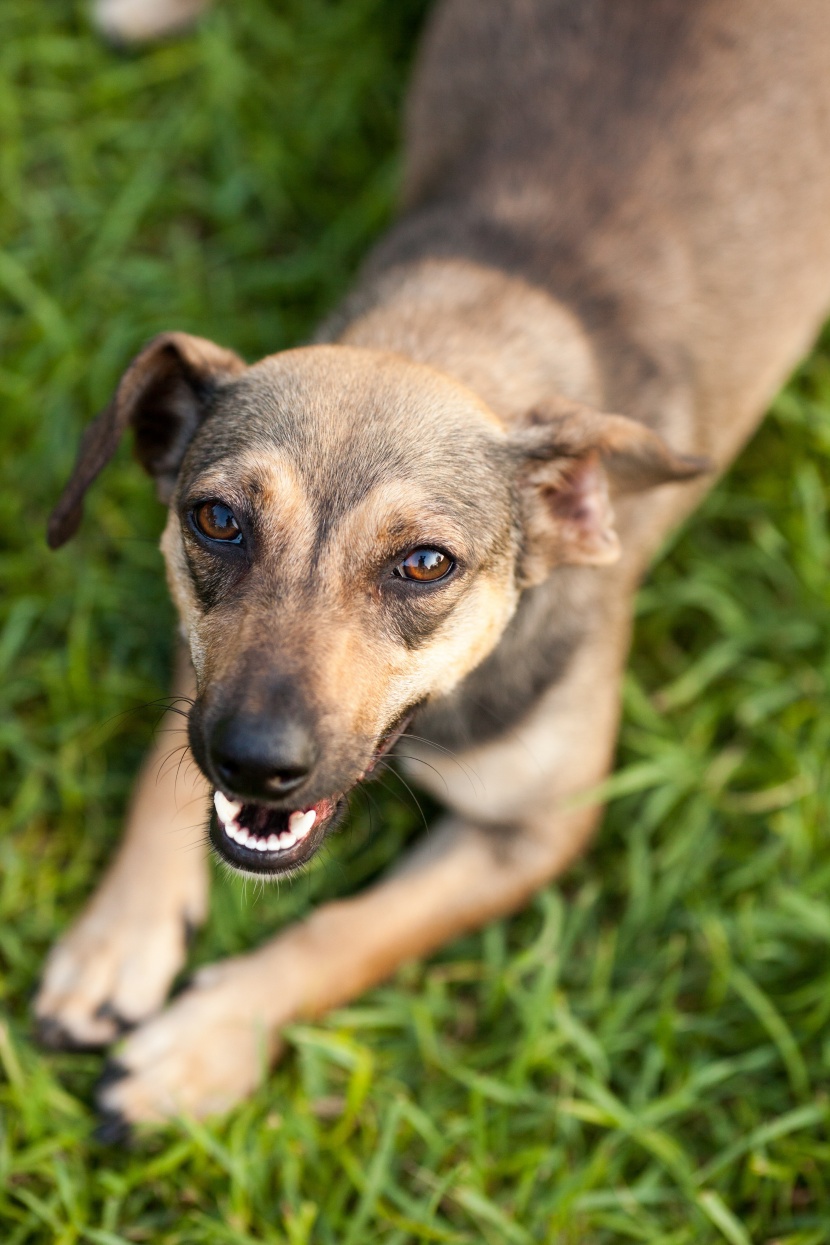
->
xmin=512 ymin=397 xmax=711 ymax=587
xmin=47 ymin=332 xmax=246 ymax=549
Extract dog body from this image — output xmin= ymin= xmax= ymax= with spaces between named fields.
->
xmin=340 ymin=0 xmax=830 ymax=818
xmin=37 ymin=0 xmax=830 ymax=1126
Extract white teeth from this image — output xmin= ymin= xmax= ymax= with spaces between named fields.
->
xmin=214 ymin=791 xmax=243 ymax=826
xmin=216 ymin=796 xmax=320 ymax=858
xmin=288 ymin=809 xmax=317 ymax=839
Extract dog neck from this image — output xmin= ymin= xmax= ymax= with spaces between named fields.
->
xmin=315 ymin=256 xmax=613 ymax=754
xmin=321 ymin=257 xmax=603 ymax=423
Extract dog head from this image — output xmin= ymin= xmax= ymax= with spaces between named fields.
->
xmin=50 ymin=333 xmax=705 ymax=876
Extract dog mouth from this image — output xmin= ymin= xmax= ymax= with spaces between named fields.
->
xmin=208 ymin=708 xmax=417 ymax=878
xmin=209 ymin=791 xmax=339 ymax=877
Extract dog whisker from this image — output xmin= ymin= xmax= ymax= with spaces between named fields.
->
xmin=435 ymin=697 xmax=544 ymax=777
xmin=373 ymin=772 xmax=431 ymax=840
xmin=397 ymin=731 xmax=485 ymax=795
xmin=154 ymin=743 xmax=190 ymax=785
xmin=390 ymin=754 xmax=452 ymax=801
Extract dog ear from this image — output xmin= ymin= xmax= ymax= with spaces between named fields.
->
xmin=47 ymin=332 xmax=246 ymax=549
xmin=512 ymin=397 xmax=710 ymax=586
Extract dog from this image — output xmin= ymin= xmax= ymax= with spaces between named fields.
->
xmin=36 ymin=0 xmax=830 ymax=1132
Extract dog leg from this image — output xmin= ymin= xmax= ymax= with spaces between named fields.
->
xmin=94 ymin=810 xmax=599 ymax=1127
xmin=35 ymin=647 xmax=211 ymax=1048
xmin=95 ymin=630 xmax=624 ymax=1127
xmin=91 ymin=0 xmax=213 ymax=45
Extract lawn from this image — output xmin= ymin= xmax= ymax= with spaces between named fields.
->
xmin=1 ymin=1 xmax=830 ymax=1241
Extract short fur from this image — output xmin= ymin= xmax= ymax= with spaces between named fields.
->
xmin=37 ymin=0 xmax=830 ymax=1130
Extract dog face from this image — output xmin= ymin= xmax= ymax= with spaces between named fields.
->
xmin=164 ymin=345 xmax=521 ymax=874
xmin=50 ymin=332 xmax=705 ymax=876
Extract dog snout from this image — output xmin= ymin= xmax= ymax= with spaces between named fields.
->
xmin=209 ymin=713 xmax=319 ymax=801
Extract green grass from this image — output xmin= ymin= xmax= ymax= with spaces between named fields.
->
xmin=2 ymin=1 xmax=830 ymax=1241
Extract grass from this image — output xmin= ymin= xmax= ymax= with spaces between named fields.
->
xmin=1 ymin=1 xmax=830 ymax=1240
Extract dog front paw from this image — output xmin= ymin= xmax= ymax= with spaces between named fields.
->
xmin=34 ymin=860 xmax=208 ymax=1049
xmin=94 ymin=959 xmax=282 ymax=1129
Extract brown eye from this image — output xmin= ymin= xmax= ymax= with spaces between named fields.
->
xmin=193 ymin=501 xmax=242 ymax=543
xmin=395 ymin=548 xmax=454 ymax=582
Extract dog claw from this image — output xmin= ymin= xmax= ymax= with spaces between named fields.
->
xmin=34 ymin=1014 xmax=107 ymax=1053
xmin=94 ymin=1107 xmax=133 ymax=1147
xmin=34 ymin=1015 xmax=71 ymax=1050
xmin=93 ymin=1002 xmax=136 ymax=1036
xmin=96 ymin=1059 xmax=131 ymax=1092
xmin=95 ymin=1063 xmax=135 ymax=1146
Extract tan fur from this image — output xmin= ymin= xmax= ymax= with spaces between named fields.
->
xmin=165 ymin=426 xmax=520 ymax=736
xmin=402 ymin=581 xmax=631 ymax=825
xmin=337 ymin=259 xmax=603 ymax=419
xmin=35 ymin=649 xmax=210 ymax=1047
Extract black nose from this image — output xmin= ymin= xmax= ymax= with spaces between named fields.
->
xmin=209 ymin=715 xmax=318 ymax=800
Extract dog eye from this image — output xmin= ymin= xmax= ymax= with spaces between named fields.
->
xmin=193 ymin=501 xmax=243 ymax=543
xmin=394 ymin=548 xmax=454 ymax=582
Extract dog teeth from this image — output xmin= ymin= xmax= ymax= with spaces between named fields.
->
xmin=217 ymin=800 xmax=319 ymax=857
xmin=288 ymin=809 xmax=317 ymax=839
xmin=214 ymin=791 xmax=243 ymax=826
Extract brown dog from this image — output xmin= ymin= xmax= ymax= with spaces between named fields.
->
xmin=37 ymin=0 xmax=830 ymax=1131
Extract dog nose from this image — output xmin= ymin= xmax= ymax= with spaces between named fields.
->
xmin=209 ymin=715 xmax=318 ymax=800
